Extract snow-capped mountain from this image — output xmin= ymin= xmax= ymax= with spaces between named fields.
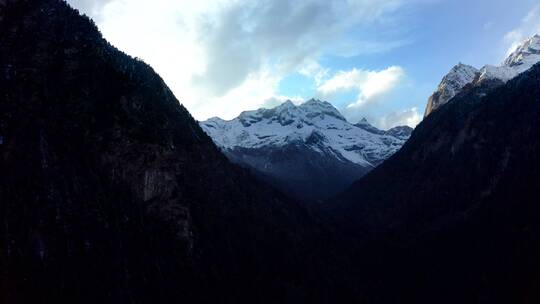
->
xmin=424 ymin=63 xmax=479 ymax=117
xmin=355 ymin=118 xmax=413 ymax=140
xmin=425 ymin=34 xmax=540 ymax=117
xmin=201 ymin=99 xmax=411 ymax=201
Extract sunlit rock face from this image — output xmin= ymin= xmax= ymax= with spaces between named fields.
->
xmin=424 ymin=63 xmax=479 ymax=117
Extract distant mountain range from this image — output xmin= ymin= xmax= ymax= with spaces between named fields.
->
xmin=200 ymin=99 xmax=412 ymax=201
xmin=201 ymin=34 xmax=540 ymax=202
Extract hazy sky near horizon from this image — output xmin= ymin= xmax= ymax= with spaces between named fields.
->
xmin=67 ymin=0 xmax=540 ymax=129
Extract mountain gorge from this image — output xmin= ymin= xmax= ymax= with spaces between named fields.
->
xmin=201 ymin=100 xmax=411 ymax=201
xmin=4 ymin=1 xmax=540 ymax=304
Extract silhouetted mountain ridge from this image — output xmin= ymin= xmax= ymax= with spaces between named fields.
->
xmin=330 ymin=61 xmax=540 ymax=303
xmin=0 ymin=1 xmax=350 ymax=303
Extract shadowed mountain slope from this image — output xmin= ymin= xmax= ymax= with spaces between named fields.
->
xmin=0 ymin=1 xmax=350 ymax=303
xmin=330 ymin=62 xmax=540 ymax=303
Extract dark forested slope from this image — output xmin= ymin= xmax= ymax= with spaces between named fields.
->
xmin=331 ymin=64 xmax=540 ymax=303
xmin=0 ymin=1 xmax=345 ymax=303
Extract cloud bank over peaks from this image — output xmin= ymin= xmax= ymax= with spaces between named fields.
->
xmin=189 ymin=0 xmax=409 ymax=98
xmin=66 ymin=0 xmax=416 ymax=121
xmin=317 ymin=66 xmax=405 ymax=107
xmin=503 ymin=3 xmax=540 ymax=57
xmin=377 ymin=107 xmax=421 ymax=130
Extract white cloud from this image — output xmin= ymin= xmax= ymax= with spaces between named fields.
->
xmin=66 ymin=0 xmax=113 ymax=21
xmin=66 ymin=0 xmax=418 ymax=120
xmin=503 ymin=3 xmax=540 ymax=56
xmin=317 ymin=69 xmax=364 ymax=95
xmin=189 ymin=66 xmax=291 ymax=120
xmin=299 ymin=60 xmax=329 ymax=86
xmin=376 ymin=107 xmax=421 ymax=129
xmin=504 ymin=30 xmax=526 ymax=56
xmin=317 ymin=66 xmax=405 ymax=107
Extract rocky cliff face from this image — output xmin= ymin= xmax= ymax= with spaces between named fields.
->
xmin=201 ymin=99 xmax=411 ymax=201
xmin=0 ymin=1 xmax=345 ymax=303
xmin=424 ymin=63 xmax=479 ymax=117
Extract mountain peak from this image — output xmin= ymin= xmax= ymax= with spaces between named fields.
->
xmin=445 ymin=63 xmax=479 ymax=82
xmin=424 ymin=63 xmax=479 ymax=117
xmin=503 ymin=34 xmax=540 ymax=67
xmin=299 ymin=98 xmax=345 ymax=121
xmin=354 ymin=118 xmax=386 ymax=136
xmin=451 ymin=63 xmax=478 ymax=73
xmin=479 ymin=33 xmax=540 ymax=82
xmin=358 ymin=117 xmax=370 ymax=124
xmin=303 ymin=98 xmax=326 ymax=105
xmin=276 ymin=99 xmax=296 ymax=110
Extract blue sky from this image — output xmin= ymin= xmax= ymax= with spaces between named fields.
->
xmin=275 ymin=0 xmax=540 ymax=127
xmin=68 ymin=0 xmax=540 ymax=129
